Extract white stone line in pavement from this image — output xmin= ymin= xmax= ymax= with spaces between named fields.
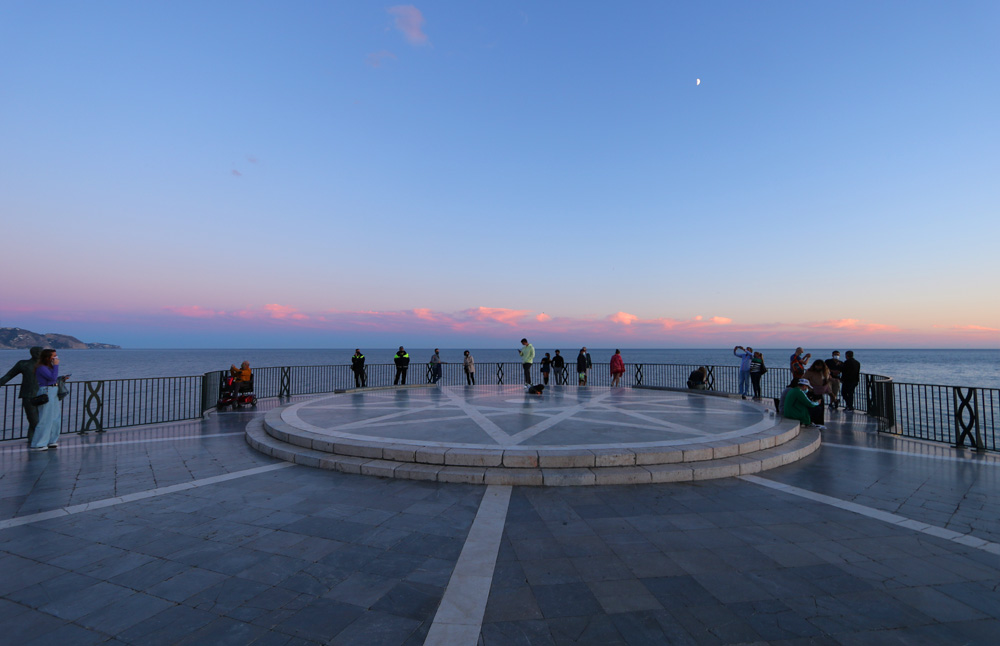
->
xmin=612 ymin=409 xmax=715 ymax=437
xmin=425 ymin=485 xmax=512 ymax=646
xmin=442 ymin=388 xmax=511 ymax=445
xmin=286 ymin=404 xmax=439 ymax=435
xmin=1 ymin=432 xmax=245 ymax=454
xmin=0 ymin=463 xmax=295 ymax=532
xmin=507 ymin=391 xmax=615 ymax=443
xmin=740 ymin=475 xmax=1000 ymax=556
xmin=821 ymin=442 xmax=1000 ymax=466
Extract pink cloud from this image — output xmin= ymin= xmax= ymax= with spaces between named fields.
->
xmin=366 ymin=50 xmax=397 ymax=67
xmin=413 ymin=308 xmax=440 ymax=322
xmin=465 ymin=307 xmax=531 ymax=326
xmin=388 ymin=5 xmax=429 ymax=45
xmin=263 ymin=304 xmax=308 ymax=320
xmin=536 ymin=313 xmax=552 ymax=323
xmin=609 ymin=312 xmax=639 ymax=326
xmin=231 ymin=169 xmax=242 ymax=177
xmin=934 ymin=324 xmax=1000 ymax=332
xmin=805 ymin=319 xmax=902 ymax=333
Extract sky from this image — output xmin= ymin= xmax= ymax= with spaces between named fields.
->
xmin=1 ymin=1 xmax=998 ymax=349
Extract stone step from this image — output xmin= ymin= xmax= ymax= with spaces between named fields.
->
xmin=246 ymin=418 xmax=821 ymax=486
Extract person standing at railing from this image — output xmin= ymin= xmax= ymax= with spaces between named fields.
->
xmin=552 ymin=350 xmax=566 ymax=385
xmin=1 ymin=346 xmax=43 ymax=444
xmin=394 ymin=347 xmax=410 ymax=385
xmin=463 ymin=350 xmax=475 ymax=385
xmin=749 ymin=351 xmax=767 ymax=401
xmin=610 ymin=350 xmax=626 ymax=387
xmin=582 ymin=347 xmax=593 ymax=384
xmin=430 ymin=349 xmax=443 ymax=384
xmin=733 ymin=345 xmax=753 ymax=399
xmin=540 ymin=353 xmax=552 ymax=386
xmin=790 ymin=347 xmax=811 ymax=381
xmin=519 ymin=338 xmax=535 ymax=387
xmin=351 ymin=350 xmax=367 ymax=388
xmin=825 ymin=351 xmax=844 ymax=410
xmin=841 ymin=351 xmax=861 ymax=412
xmin=577 ymin=348 xmax=589 ymax=386
xmin=30 ymin=349 xmax=67 ymax=451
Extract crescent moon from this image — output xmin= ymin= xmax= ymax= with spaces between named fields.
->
xmin=696 ymin=79 xmax=701 ymax=85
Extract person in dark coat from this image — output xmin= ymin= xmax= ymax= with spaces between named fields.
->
xmin=840 ymin=350 xmax=862 ymax=412
xmin=577 ymin=349 xmax=589 ymax=386
xmin=552 ymin=350 xmax=566 ymax=385
xmin=393 ymin=347 xmax=410 ymax=385
xmin=0 ymin=346 xmax=43 ymax=442
xmin=351 ymin=349 xmax=367 ymax=388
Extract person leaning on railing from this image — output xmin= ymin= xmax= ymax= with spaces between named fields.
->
xmin=0 ymin=345 xmax=43 ymax=443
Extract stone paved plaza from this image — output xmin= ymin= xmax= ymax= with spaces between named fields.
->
xmin=1 ymin=390 xmax=998 ymax=645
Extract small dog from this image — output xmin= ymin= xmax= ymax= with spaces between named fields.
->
xmin=526 ymin=384 xmax=545 ymax=395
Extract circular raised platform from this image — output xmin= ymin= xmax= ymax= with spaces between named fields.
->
xmin=246 ymin=385 xmax=820 ymax=485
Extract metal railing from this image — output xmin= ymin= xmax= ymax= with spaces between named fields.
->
xmin=0 ymin=362 xmax=992 ymax=452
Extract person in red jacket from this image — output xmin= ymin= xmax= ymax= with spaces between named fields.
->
xmin=610 ymin=349 xmax=626 ymax=387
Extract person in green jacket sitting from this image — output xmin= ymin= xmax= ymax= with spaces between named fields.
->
xmin=783 ymin=378 xmax=821 ymax=427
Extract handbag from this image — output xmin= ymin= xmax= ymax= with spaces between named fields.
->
xmin=30 ymin=393 xmax=49 ymax=406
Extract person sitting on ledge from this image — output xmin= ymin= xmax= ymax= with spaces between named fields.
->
xmin=783 ymin=378 xmax=822 ymax=428
xmin=687 ymin=366 xmax=708 ymax=390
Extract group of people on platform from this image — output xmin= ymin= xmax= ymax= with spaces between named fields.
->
xmin=0 ymin=346 xmax=70 ymax=451
xmin=682 ymin=346 xmax=863 ymax=430
xmin=353 ymin=343 xmax=630 ymax=389
xmin=780 ymin=348 xmax=862 ymax=429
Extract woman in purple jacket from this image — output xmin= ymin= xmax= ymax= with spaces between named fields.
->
xmin=30 ymin=349 xmax=63 ymax=451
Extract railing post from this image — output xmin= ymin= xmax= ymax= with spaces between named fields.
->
xmin=78 ymin=381 xmax=105 ymax=434
xmin=496 ymin=363 xmax=504 ymax=385
xmin=954 ymin=387 xmax=984 ymax=452
xmin=201 ymin=374 xmax=211 ymax=416
xmin=704 ymin=366 xmax=716 ymax=391
xmin=279 ymin=367 xmax=291 ymax=398
xmin=633 ymin=364 xmax=644 ymax=387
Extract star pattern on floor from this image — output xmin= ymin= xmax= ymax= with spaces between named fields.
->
xmin=286 ymin=386 xmax=769 ymax=448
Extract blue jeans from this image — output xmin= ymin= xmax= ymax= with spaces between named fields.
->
xmin=738 ymin=370 xmax=750 ymax=396
xmin=30 ymin=386 xmax=61 ymax=448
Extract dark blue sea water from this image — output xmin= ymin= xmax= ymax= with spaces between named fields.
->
xmin=3 ymin=348 xmax=999 ymax=389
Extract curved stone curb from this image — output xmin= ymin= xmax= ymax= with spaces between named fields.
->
xmin=246 ymin=418 xmax=821 ymax=486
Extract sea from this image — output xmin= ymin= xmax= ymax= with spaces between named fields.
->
xmin=2 ymin=348 xmax=999 ymax=390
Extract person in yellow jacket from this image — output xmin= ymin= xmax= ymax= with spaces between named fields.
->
xmin=519 ymin=338 xmax=535 ymax=387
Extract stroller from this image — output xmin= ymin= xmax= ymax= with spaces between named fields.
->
xmin=217 ymin=372 xmax=257 ymax=409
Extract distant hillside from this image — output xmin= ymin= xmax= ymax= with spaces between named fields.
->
xmin=0 ymin=327 xmax=120 ymax=350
